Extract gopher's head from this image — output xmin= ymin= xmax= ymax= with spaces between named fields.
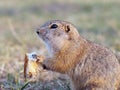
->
xmin=36 ymin=20 xmax=80 ymax=55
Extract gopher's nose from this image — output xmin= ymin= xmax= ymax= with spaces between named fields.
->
xmin=36 ymin=28 xmax=46 ymax=35
xmin=36 ymin=31 xmax=39 ymax=34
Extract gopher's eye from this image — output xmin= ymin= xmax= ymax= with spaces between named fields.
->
xmin=50 ymin=24 xmax=58 ymax=29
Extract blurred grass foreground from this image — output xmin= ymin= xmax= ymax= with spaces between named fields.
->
xmin=0 ymin=0 xmax=120 ymax=90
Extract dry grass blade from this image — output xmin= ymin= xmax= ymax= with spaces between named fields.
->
xmin=8 ymin=19 xmax=23 ymax=45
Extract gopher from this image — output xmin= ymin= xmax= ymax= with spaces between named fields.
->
xmin=36 ymin=20 xmax=120 ymax=90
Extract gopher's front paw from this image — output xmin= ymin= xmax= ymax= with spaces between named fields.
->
xmin=36 ymin=55 xmax=45 ymax=63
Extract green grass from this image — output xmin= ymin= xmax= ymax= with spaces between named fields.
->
xmin=0 ymin=0 xmax=120 ymax=90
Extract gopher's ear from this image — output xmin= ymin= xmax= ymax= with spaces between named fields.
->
xmin=65 ymin=25 xmax=70 ymax=33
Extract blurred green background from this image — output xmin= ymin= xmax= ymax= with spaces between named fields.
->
xmin=0 ymin=0 xmax=120 ymax=89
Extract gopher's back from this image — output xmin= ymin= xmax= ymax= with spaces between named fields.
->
xmin=70 ymin=41 xmax=120 ymax=90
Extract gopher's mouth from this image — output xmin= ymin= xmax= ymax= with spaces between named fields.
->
xmin=37 ymin=34 xmax=49 ymax=42
xmin=36 ymin=30 xmax=47 ymax=40
xmin=42 ymin=35 xmax=49 ymax=41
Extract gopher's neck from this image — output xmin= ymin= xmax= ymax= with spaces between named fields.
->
xmin=53 ymin=37 xmax=90 ymax=73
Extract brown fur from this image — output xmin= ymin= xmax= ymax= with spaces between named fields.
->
xmin=24 ymin=54 xmax=28 ymax=79
xmin=36 ymin=20 xmax=120 ymax=90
